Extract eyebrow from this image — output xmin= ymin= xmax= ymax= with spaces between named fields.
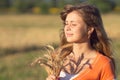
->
xmin=65 ymin=21 xmax=76 ymax=23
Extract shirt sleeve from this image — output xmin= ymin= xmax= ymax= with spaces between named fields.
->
xmin=100 ymin=60 xmax=116 ymax=80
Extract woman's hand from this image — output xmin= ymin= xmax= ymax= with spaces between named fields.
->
xmin=46 ymin=75 xmax=59 ymax=80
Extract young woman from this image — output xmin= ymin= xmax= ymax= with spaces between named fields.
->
xmin=46 ymin=3 xmax=116 ymax=80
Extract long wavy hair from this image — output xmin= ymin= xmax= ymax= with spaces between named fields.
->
xmin=59 ymin=3 xmax=115 ymax=66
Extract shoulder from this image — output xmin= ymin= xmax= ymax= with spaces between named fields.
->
xmin=96 ymin=53 xmax=116 ymax=79
xmin=93 ymin=52 xmax=113 ymax=71
xmin=96 ymin=52 xmax=115 ymax=74
xmin=97 ymin=52 xmax=111 ymax=64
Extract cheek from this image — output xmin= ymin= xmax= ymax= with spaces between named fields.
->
xmin=75 ymin=26 xmax=87 ymax=34
xmin=74 ymin=27 xmax=88 ymax=38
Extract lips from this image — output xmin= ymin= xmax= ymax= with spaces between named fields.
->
xmin=66 ymin=33 xmax=73 ymax=37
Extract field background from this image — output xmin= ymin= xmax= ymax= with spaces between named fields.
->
xmin=0 ymin=13 xmax=120 ymax=80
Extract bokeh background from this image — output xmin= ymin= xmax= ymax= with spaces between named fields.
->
xmin=0 ymin=0 xmax=120 ymax=80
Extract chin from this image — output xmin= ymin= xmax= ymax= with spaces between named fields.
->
xmin=67 ymin=39 xmax=84 ymax=43
xmin=66 ymin=39 xmax=76 ymax=43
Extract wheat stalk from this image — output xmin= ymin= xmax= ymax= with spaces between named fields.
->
xmin=31 ymin=44 xmax=72 ymax=79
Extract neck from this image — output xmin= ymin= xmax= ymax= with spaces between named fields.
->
xmin=72 ymin=42 xmax=93 ymax=57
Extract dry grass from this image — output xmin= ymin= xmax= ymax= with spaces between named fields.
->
xmin=0 ymin=15 xmax=62 ymax=49
xmin=102 ymin=13 xmax=120 ymax=39
xmin=0 ymin=14 xmax=120 ymax=49
xmin=0 ymin=28 xmax=60 ymax=48
xmin=0 ymin=14 xmax=62 ymax=28
xmin=0 ymin=14 xmax=119 ymax=49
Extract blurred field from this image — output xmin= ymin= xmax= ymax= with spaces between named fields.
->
xmin=0 ymin=13 xmax=120 ymax=80
xmin=0 ymin=15 xmax=61 ymax=48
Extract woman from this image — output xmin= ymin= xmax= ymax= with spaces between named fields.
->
xmin=46 ymin=3 xmax=116 ymax=80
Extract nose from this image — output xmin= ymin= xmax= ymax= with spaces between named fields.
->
xmin=65 ymin=24 xmax=71 ymax=31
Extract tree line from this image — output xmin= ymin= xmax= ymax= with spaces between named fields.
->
xmin=0 ymin=0 xmax=119 ymax=14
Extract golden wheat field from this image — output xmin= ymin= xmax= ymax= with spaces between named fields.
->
xmin=0 ymin=14 xmax=119 ymax=48
xmin=0 ymin=15 xmax=62 ymax=49
xmin=0 ymin=13 xmax=120 ymax=80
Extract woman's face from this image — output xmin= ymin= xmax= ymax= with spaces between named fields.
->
xmin=64 ymin=11 xmax=89 ymax=43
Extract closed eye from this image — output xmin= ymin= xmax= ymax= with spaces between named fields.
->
xmin=72 ymin=24 xmax=77 ymax=26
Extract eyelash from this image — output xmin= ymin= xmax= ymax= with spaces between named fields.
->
xmin=72 ymin=24 xmax=77 ymax=26
xmin=64 ymin=23 xmax=77 ymax=26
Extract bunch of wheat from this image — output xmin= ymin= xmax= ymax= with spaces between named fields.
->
xmin=31 ymin=44 xmax=72 ymax=79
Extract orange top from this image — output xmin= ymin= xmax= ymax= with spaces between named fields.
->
xmin=73 ymin=53 xmax=115 ymax=80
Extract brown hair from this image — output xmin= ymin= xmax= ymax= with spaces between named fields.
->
xmin=59 ymin=3 xmax=115 ymax=64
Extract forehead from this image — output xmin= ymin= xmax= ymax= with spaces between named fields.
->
xmin=65 ymin=11 xmax=83 ymax=22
